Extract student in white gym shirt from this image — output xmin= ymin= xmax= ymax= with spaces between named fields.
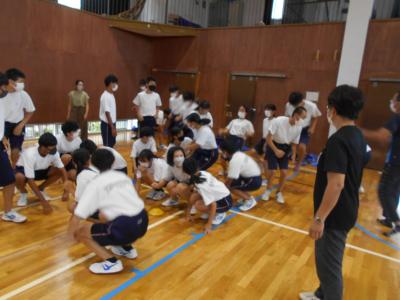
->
xmin=130 ymin=126 xmax=157 ymax=173
xmin=3 ymin=68 xmax=35 ymax=167
xmin=284 ymin=92 xmax=322 ymax=170
xmin=262 ymin=107 xmax=307 ymax=204
xmin=99 ymin=74 xmax=118 ymax=148
xmin=15 ymin=133 xmax=70 ymax=214
xmin=69 ymin=149 xmax=148 ymax=274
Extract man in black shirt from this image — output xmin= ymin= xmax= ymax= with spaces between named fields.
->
xmin=300 ymin=85 xmax=366 ymax=300
xmin=362 ymin=91 xmax=400 ymax=237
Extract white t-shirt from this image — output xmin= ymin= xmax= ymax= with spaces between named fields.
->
xmin=130 ymin=137 xmax=157 ymax=158
xmin=285 ymin=100 xmax=321 ymax=128
xmin=169 ymin=94 xmax=184 ymax=115
xmin=101 ymin=146 xmax=127 ymax=170
xmin=195 ymin=171 xmax=230 ymax=205
xmin=133 ymin=91 xmax=162 ymax=117
xmin=196 ymin=111 xmax=214 ymax=128
xmin=56 ymin=134 xmax=82 ymax=154
xmin=165 ymin=137 xmax=192 ymax=155
xmin=136 ymin=158 xmax=168 ymax=182
xmin=3 ymin=91 xmax=36 ymax=123
xmin=162 ymin=165 xmax=190 ymax=183
xmin=75 ymin=170 xmax=144 ymax=220
xmin=75 ymin=166 xmax=99 ymax=201
xmin=268 ymin=116 xmax=302 ymax=145
xmin=0 ymin=100 xmax=5 ymax=140
xmin=99 ymin=90 xmax=116 ymax=123
xmin=227 ymin=151 xmax=261 ymax=179
xmin=16 ymin=145 xmax=64 ymax=179
xmin=156 ymin=110 xmax=165 ymax=126
xmin=262 ymin=117 xmax=274 ymax=139
xmin=181 ymin=102 xmax=198 ymax=120
xmin=226 ymin=119 xmax=254 ymax=139
xmin=195 ymin=125 xmax=217 ymax=150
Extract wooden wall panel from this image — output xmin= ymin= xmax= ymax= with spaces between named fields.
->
xmin=0 ymin=0 xmax=153 ymax=123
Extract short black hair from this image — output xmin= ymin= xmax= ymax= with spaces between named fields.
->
xmin=265 ymin=104 xmax=277 ymax=111
xmin=138 ymin=149 xmax=157 ymax=162
xmin=183 ymin=157 xmax=198 ymax=176
xmin=0 ymin=72 xmax=8 ymax=86
xmin=289 ymin=92 xmax=303 ymax=106
xmin=198 ymin=100 xmax=210 ymax=109
xmin=91 ymin=149 xmax=115 ymax=172
xmin=72 ymin=148 xmax=90 ymax=174
xmin=38 ymin=132 xmax=57 ymax=147
xmin=139 ymin=79 xmax=146 ymax=86
xmin=61 ymin=121 xmax=80 ymax=135
xmin=220 ymin=137 xmax=240 ymax=155
xmin=163 ymin=108 xmax=172 ymax=116
xmin=147 ymin=76 xmax=156 ymax=83
xmin=166 ymin=146 xmax=185 ymax=166
xmin=104 ymin=74 xmax=118 ymax=87
xmin=327 ymin=85 xmax=364 ymax=120
xmin=6 ymin=68 xmax=25 ymax=81
xmin=75 ymin=80 xmax=84 ymax=85
xmin=186 ymin=112 xmax=211 ymax=125
xmin=292 ymin=106 xmax=307 ymax=117
xmin=169 ymin=85 xmax=179 ymax=93
xmin=139 ymin=126 xmax=154 ymax=138
xmin=183 ymin=91 xmax=195 ymax=101
xmin=80 ymin=139 xmax=98 ymax=155
xmin=170 ymin=126 xmax=183 ymax=137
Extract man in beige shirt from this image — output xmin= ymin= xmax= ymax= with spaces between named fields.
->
xmin=67 ymin=80 xmax=89 ymax=140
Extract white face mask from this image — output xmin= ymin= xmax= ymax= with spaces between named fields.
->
xmin=390 ymin=101 xmax=397 ymax=113
xmin=174 ymin=156 xmax=185 ymax=167
xmin=170 ymin=92 xmax=177 ymax=98
xmin=112 ymin=84 xmax=119 ymax=92
xmin=264 ymin=110 xmax=272 ymax=118
xmin=15 ymin=82 xmax=25 ymax=92
xmin=140 ymin=161 xmax=149 ymax=168
xmin=238 ymin=111 xmax=246 ymax=119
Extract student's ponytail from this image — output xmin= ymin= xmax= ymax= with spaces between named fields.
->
xmin=182 ymin=157 xmax=206 ymax=185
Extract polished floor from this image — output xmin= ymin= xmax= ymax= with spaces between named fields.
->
xmin=0 ymin=144 xmax=399 ymax=300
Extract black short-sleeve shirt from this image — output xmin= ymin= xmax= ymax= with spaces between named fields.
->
xmin=314 ymin=126 xmax=367 ymax=231
xmin=384 ymin=114 xmax=400 ymax=165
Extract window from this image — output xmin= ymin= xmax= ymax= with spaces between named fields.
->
xmin=58 ymin=0 xmax=81 ymax=10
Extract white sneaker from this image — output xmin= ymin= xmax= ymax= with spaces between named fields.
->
xmin=239 ymin=197 xmax=257 ymax=211
xmin=359 ymin=185 xmax=365 ymax=193
xmin=40 ymin=191 xmax=51 ymax=201
xmin=161 ymin=198 xmax=179 ymax=207
xmin=261 ymin=189 xmax=272 ymax=201
xmin=212 ymin=212 xmax=226 ymax=225
xmin=276 ymin=192 xmax=285 ymax=204
xmin=111 ymin=246 xmax=138 ymax=259
xmin=299 ymin=292 xmax=320 ymax=300
xmin=2 ymin=211 xmax=27 ymax=223
xmin=146 ymin=189 xmax=157 ymax=199
xmin=17 ymin=193 xmax=28 ymax=207
xmin=262 ymin=179 xmax=268 ymax=186
xmin=89 ymin=259 xmax=123 ymax=274
xmin=200 ymin=213 xmax=209 ymax=220
xmin=190 ymin=206 xmax=198 ymax=215
xmin=152 ymin=190 xmax=166 ymax=201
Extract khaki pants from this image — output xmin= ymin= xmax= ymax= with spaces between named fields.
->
xmin=69 ymin=106 xmax=88 ymax=140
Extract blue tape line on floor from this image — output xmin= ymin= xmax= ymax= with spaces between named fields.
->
xmin=355 ymin=223 xmax=400 ymax=251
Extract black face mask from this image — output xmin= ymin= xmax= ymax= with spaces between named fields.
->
xmin=0 ymin=90 xmax=8 ymax=99
xmin=49 ymin=148 xmax=57 ymax=155
xmin=178 ymin=136 xmax=185 ymax=142
xmin=148 ymin=85 xmax=156 ymax=92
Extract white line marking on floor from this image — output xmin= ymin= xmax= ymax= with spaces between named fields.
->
xmin=234 ymin=211 xmax=400 ymax=264
xmin=0 ymin=210 xmax=184 ymax=300
xmin=0 ymin=196 xmax=61 ymax=216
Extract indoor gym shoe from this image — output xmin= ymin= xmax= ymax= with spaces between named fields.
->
xmin=162 ymin=198 xmax=179 ymax=207
xmin=17 ymin=193 xmax=28 ymax=207
xmin=190 ymin=206 xmax=198 ymax=215
xmin=377 ymin=217 xmax=393 ymax=229
xmin=152 ymin=190 xmax=167 ymax=201
xmin=89 ymin=259 xmax=123 ymax=274
xmin=261 ymin=189 xmax=272 ymax=201
xmin=276 ymin=192 xmax=285 ymax=204
xmin=239 ymin=197 xmax=257 ymax=211
xmin=299 ymin=292 xmax=321 ymax=300
xmin=146 ymin=189 xmax=157 ymax=199
xmin=212 ymin=212 xmax=226 ymax=225
xmin=383 ymin=226 xmax=400 ymax=237
xmin=2 ymin=211 xmax=27 ymax=223
xmin=111 ymin=246 xmax=138 ymax=259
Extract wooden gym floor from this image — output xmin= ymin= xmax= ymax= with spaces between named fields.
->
xmin=0 ymin=144 xmax=399 ymax=300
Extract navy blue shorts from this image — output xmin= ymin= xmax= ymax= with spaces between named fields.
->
xmin=230 ymin=175 xmax=262 ymax=191
xmin=4 ymin=122 xmax=25 ymax=150
xmin=299 ymin=126 xmax=310 ymax=145
xmin=115 ymin=167 xmax=128 ymax=174
xmin=139 ymin=116 xmax=157 ymax=130
xmin=216 ymin=195 xmax=233 ymax=213
xmin=227 ymin=134 xmax=245 ymax=151
xmin=91 ymin=209 xmax=149 ymax=246
xmin=16 ymin=166 xmax=51 ymax=181
xmin=101 ymin=121 xmax=116 ymax=148
xmin=192 ymin=148 xmax=219 ymax=170
xmin=0 ymin=143 xmax=15 ymax=187
xmin=265 ymin=143 xmax=291 ymax=170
